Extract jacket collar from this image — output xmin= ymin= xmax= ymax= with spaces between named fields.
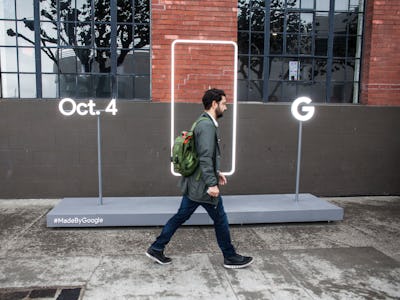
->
xmin=203 ymin=111 xmax=219 ymax=128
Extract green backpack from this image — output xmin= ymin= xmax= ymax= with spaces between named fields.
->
xmin=171 ymin=117 xmax=208 ymax=177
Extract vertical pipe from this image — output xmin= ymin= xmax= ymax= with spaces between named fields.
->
xmin=263 ymin=0 xmax=271 ymax=102
xmin=34 ymin=0 xmax=42 ymax=97
xmin=295 ymin=121 xmax=303 ymax=202
xmin=97 ymin=114 xmax=103 ymax=205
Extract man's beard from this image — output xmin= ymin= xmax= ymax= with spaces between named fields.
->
xmin=216 ymin=107 xmax=224 ymax=119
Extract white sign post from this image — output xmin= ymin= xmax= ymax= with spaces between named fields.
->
xmin=59 ymin=98 xmax=118 ymax=205
xmin=291 ymin=97 xmax=315 ymax=202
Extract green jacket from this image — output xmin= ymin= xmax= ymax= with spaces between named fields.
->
xmin=178 ymin=113 xmax=221 ymax=205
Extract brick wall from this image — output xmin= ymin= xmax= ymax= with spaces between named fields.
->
xmin=361 ymin=0 xmax=400 ymax=105
xmin=151 ymin=0 xmax=237 ymax=103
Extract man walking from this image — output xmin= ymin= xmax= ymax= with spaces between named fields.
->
xmin=146 ymin=88 xmax=253 ymax=269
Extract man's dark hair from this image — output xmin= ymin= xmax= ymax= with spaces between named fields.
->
xmin=202 ymin=88 xmax=226 ymax=110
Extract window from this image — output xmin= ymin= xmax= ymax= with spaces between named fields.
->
xmin=0 ymin=0 xmax=150 ymax=100
xmin=238 ymin=0 xmax=364 ymax=103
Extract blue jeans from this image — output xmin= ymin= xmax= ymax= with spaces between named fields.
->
xmin=151 ymin=195 xmax=236 ymax=258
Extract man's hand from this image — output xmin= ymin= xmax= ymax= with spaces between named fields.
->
xmin=207 ymin=186 xmax=220 ymax=198
xmin=218 ymin=173 xmax=227 ymax=186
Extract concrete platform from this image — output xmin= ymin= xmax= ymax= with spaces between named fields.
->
xmin=46 ymin=193 xmax=343 ymax=227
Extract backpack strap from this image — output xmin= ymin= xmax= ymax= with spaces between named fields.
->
xmin=190 ymin=117 xmax=209 ymax=131
xmin=191 ymin=116 xmax=215 ymax=181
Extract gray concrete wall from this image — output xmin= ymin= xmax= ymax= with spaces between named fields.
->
xmin=0 ymin=100 xmax=399 ymax=198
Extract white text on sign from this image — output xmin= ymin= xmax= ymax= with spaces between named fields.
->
xmin=59 ymin=98 xmax=118 ymax=116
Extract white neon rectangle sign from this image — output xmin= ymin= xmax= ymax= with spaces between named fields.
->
xmin=170 ymin=39 xmax=238 ymax=176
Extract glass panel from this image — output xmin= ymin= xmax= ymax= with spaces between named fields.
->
xmin=42 ymin=74 xmax=58 ymax=98
xmin=94 ymin=49 xmax=111 ymax=73
xmin=331 ymin=59 xmax=346 ymax=81
xmin=19 ymin=74 xmax=36 ymax=98
xmin=286 ymin=34 xmax=298 ymax=54
xmin=301 ymin=0 xmax=314 ymax=9
xmin=238 ymin=56 xmax=249 ymax=79
xmin=134 ymin=76 xmax=150 ymax=99
xmin=314 ymin=59 xmax=328 ymax=81
xmin=300 ymin=35 xmax=312 ymax=54
xmin=315 ymin=35 xmax=328 ymax=56
xmin=251 ymin=0 xmax=265 ymax=9
xmin=18 ymin=47 xmax=36 ymax=72
xmin=343 ymin=82 xmax=354 ymax=103
xmin=300 ymin=13 xmax=313 ymax=33
xmin=0 ymin=0 xmax=15 ymax=19
xmin=17 ymin=0 xmax=33 ymax=20
xmin=268 ymin=81 xmax=282 ymax=102
xmin=93 ymin=75 xmax=111 ymax=98
xmin=344 ymin=59 xmax=355 ymax=81
xmin=94 ymin=23 xmax=112 ymax=47
xmin=270 ymin=33 xmax=283 ymax=54
xmin=117 ymin=76 xmax=133 ymax=99
xmin=59 ymin=74 xmax=77 ymax=98
xmin=271 ymin=0 xmax=285 ymax=10
xmin=117 ymin=24 xmax=133 ymax=49
xmin=270 ymin=10 xmax=284 ymax=33
xmin=58 ymin=48 xmax=78 ymax=73
xmin=287 ymin=0 xmax=300 ymax=9
xmin=251 ymin=33 xmax=264 ymax=55
xmin=237 ymin=79 xmax=249 ymax=101
xmin=248 ymin=80 xmax=263 ymax=101
xmin=117 ymin=49 xmax=150 ymax=75
xmin=135 ymin=0 xmax=150 ymax=23
xmin=133 ymin=23 xmax=150 ymax=49
xmin=335 ymin=0 xmax=349 ymax=11
xmin=287 ymin=12 xmax=300 ymax=32
xmin=281 ymin=82 xmax=297 ymax=102
xmin=76 ymin=0 xmax=92 ymax=21
xmin=238 ymin=32 xmax=249 ymax=55
xmin=40 ymin=0 xmax=55 ymax=21
xmin=77 ymin=74 xmax=94 ymax=99
xmin=41 ymin=48 xmax=58 ymax=73
xmin=40 ymin=22 xmax=58 ymax=45
xmin=95 ymin=0 xmax=111 ymax=21
xmin=0 ymin=21 xmax=17 ymax=46
xmin=298 ymin=82 xmax=325 ymax=102
xmin=269 ymin=57 xmax=284 ymax=80
xmin=299 ymin=82 xmax=326 ymax=102
xmin=315 ymin=12 xmax=329 ymax=34
xmin=0 ymin=47 xmax=18 ymax=72
xmin=316 ymin=0 xmax=330 ymax=11
xmin=348 ymin=13 xmax=359 ymax=35
xmin=334 ymin=12 xmax=349 ymax=34
xmin=1 ymin=73 xmax=19 ymax=97
xmin=330 ymin=83 xmax=345 ymax=103
xmin=250 ymin=9 xmax=265 ymax=32
xmin=347 ymin=35 xmax=357 ymax=57
xmin=299 ymin=58 xmax=313 ymax=81
xmin=238 ymin=4 xmax=250 ymax=30
xmin=350 ymin=0 xmax=362 ymax=11
xmin=249 ymin=56 xmax=264 ymax=80
xmin=333 ymin=35 xmax=346 ymax=57
xmin=16 ymin=21 xmax=36 ymax=46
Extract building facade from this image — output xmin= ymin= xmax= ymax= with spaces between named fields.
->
xmin=0 ymin=0 xmax=399 ymax=198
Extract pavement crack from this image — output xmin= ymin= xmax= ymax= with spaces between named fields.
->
xmin=2 ymin=208 xmax=52 ymax=256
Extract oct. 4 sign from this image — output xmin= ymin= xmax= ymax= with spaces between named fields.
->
xmin=59 ymin=98 xmax=118 ymax=116
xmin=291 ymin=97 xmax=315 ymax=121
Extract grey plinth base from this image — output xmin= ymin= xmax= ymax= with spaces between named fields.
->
xmin=46 ymin=194 xmax=343 ymax=227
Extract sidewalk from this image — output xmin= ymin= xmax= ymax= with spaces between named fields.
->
xmin=0 ymin=196 xmax=399 ymax=299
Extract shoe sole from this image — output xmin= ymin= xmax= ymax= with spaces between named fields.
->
xmin=145 ymin=252 xmax=172 ymax=265
xmin=223 ymin=258 xmax=254 ymax=269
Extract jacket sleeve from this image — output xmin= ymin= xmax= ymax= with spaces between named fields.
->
xmin=195 ymin=121 xmax=218 ymax=187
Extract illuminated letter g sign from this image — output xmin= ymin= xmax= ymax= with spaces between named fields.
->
xmin=291 ymin=97 xmax=315 ymax=122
